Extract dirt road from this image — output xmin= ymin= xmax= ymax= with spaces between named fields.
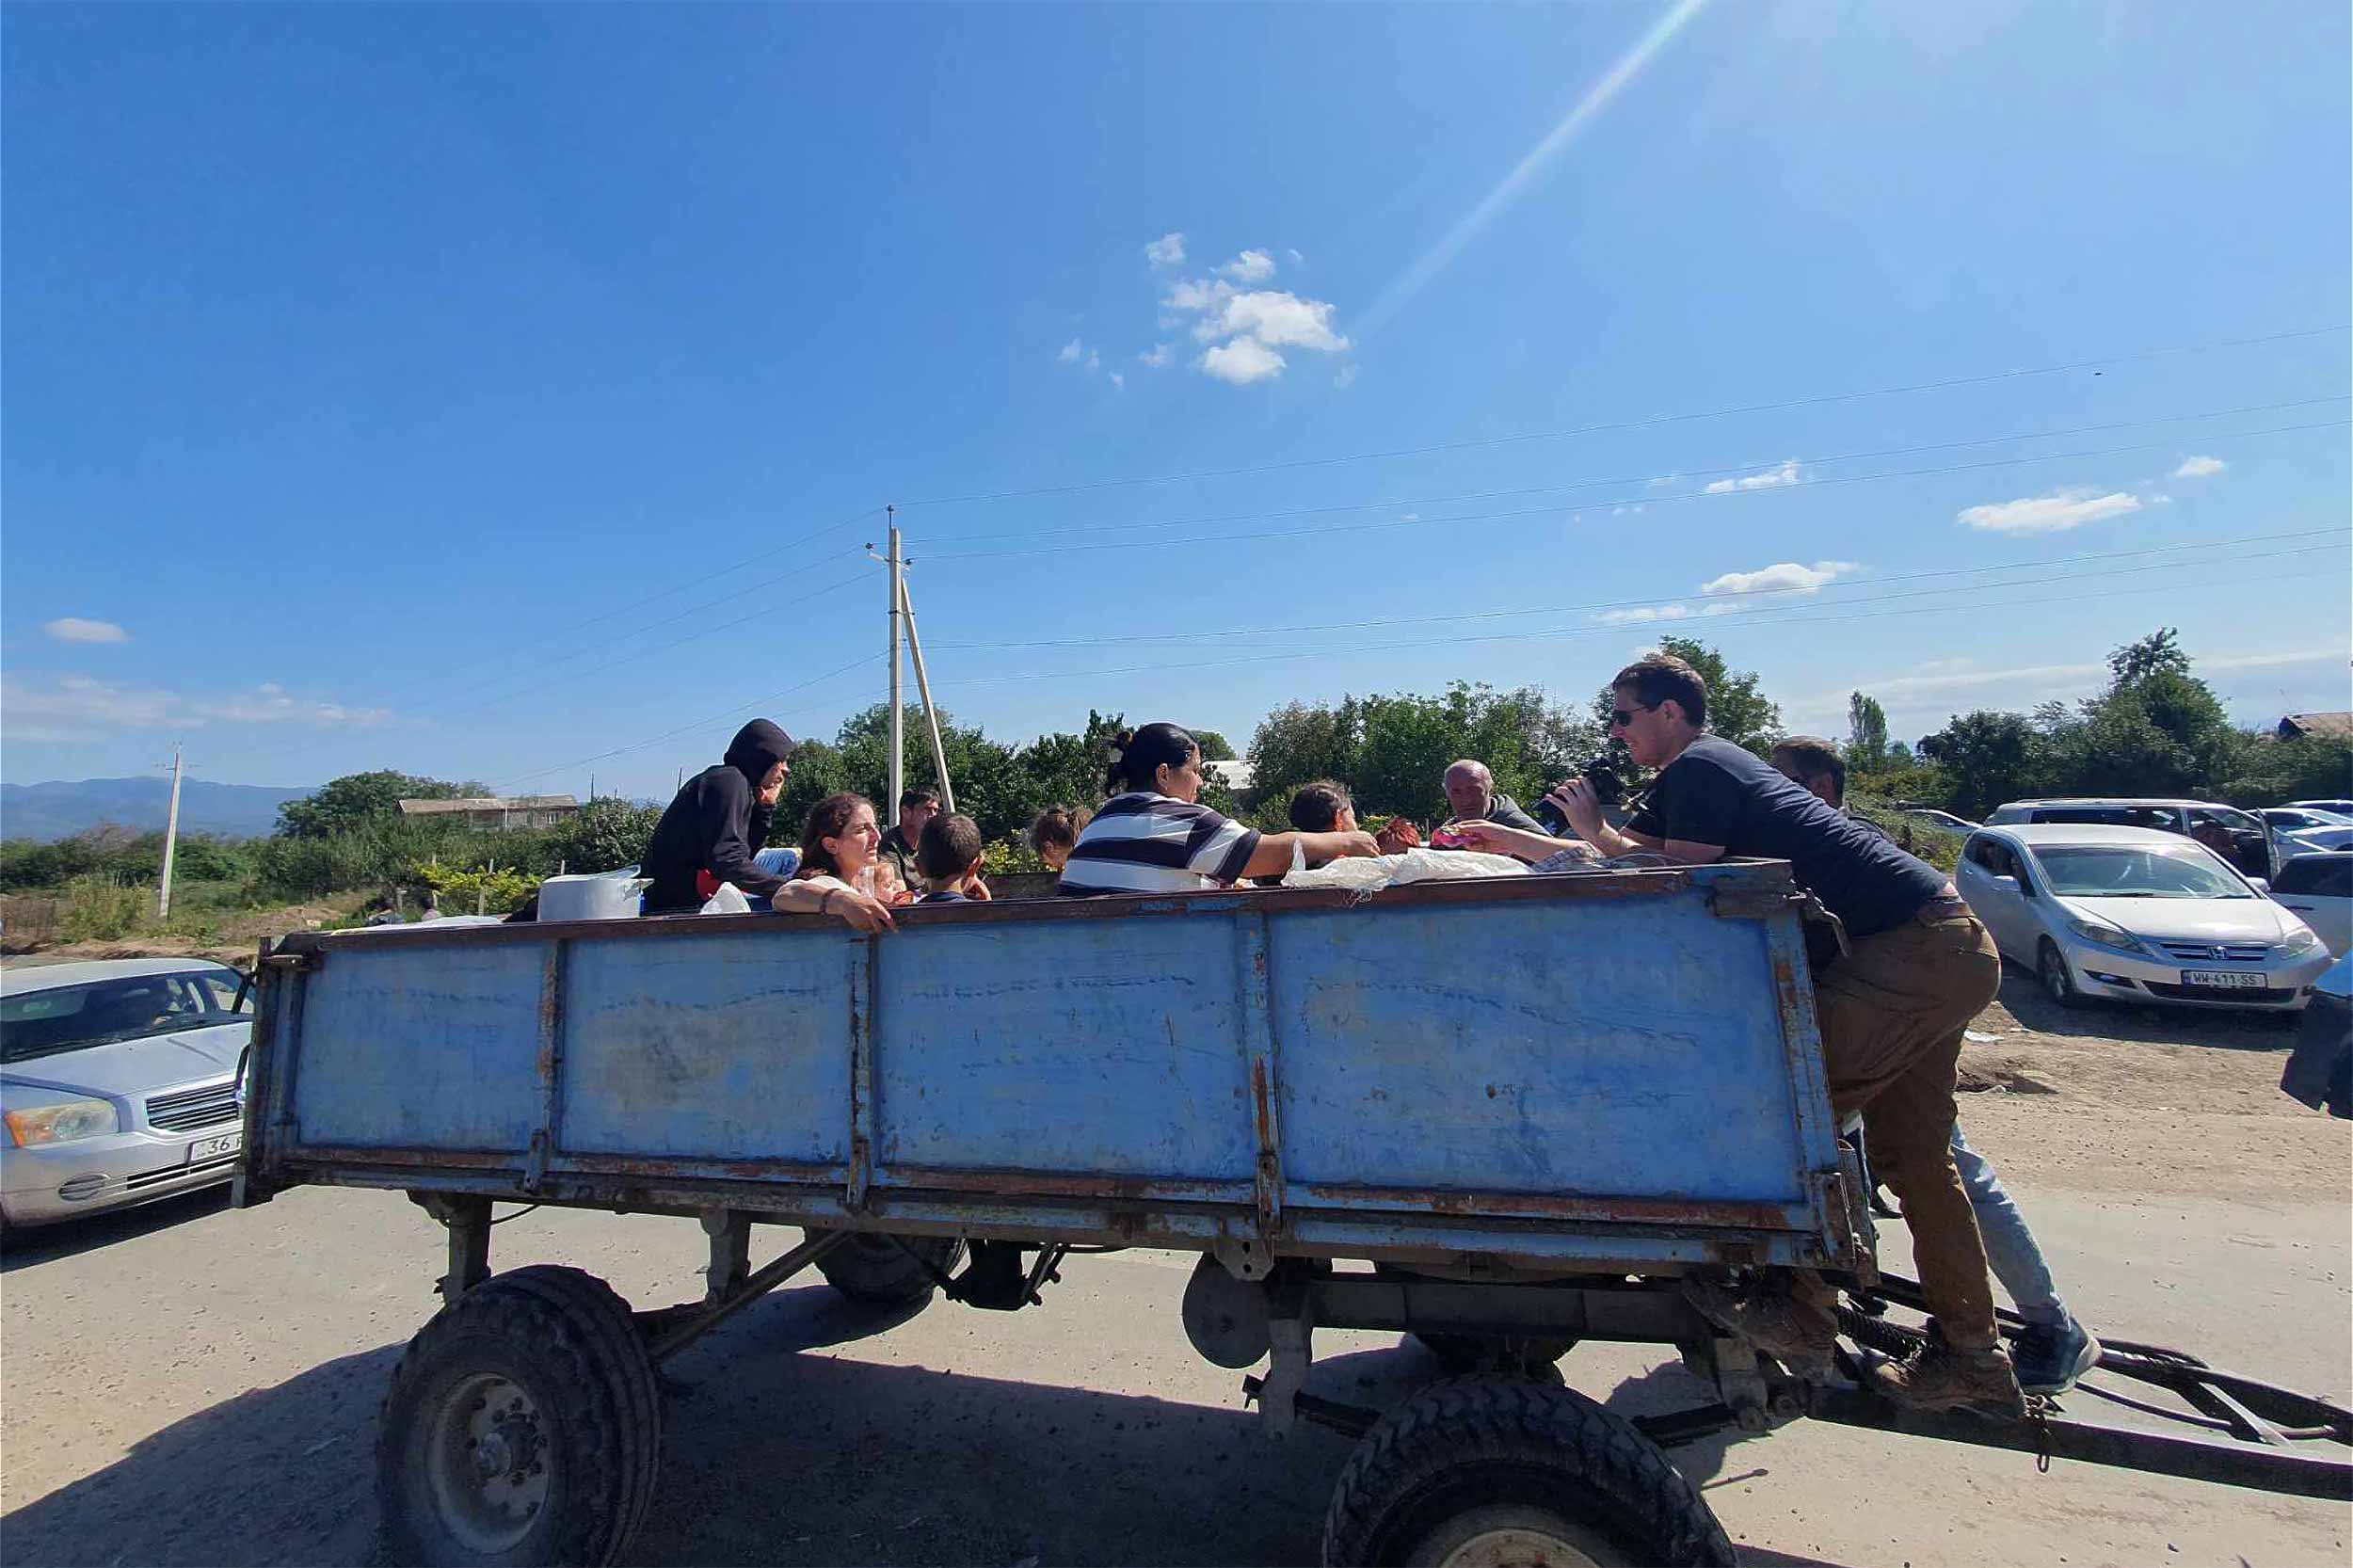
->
xmin=2 ymin=971 xmax=2346 ymax=1566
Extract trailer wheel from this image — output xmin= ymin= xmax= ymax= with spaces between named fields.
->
xmin=1323 ymin=1379 xmax=1735 ymax=1568
xmin=377 ymin=1268 xmax=661 ymax=1566
xmin=808 ymin=1229 xmax=966 ymax=1305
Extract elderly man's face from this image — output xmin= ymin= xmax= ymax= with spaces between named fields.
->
xmin=1443 ymin=766 xmax=1492 ymax=822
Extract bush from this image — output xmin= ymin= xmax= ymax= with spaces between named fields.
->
xmin=57 ymin=875 xmax=152 ymax=943
xmin=411 ymin=860 xmax=536 ymax=916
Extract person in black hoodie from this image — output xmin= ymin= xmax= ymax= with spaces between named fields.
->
xmin=641 ymin=719 xmax=894 ymax=932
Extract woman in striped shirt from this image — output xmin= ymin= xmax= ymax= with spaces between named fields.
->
xmin=1059 ymin=724 xmax=1378 ymax=897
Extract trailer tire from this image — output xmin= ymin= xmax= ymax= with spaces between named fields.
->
xmin=808 ymin=1229 xmax=965 ymax=1305
xmin=377 ymin=1269 xmax=660 ymax=1566
xmin=1323 ymin=1378 xmax=1735 ymax=1568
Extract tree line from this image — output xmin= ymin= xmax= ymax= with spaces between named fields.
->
xmin=4 ymin=628 xmax=2342 ymax=907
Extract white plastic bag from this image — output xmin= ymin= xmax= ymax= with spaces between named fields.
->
xmin=698 ymin=882 xmax=752 ymax=915
xmin=1282 ymin=847 xmax=1528 ymax=895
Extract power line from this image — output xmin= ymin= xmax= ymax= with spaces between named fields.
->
xmin=926 ymin=527 xmax=2349 ymax=651
xmin=489 ymin=653 xmax=886 ymax=793
xmin=904 ymin=393 xmax=2347 ymax=550
xmin=908 ymin=548 xmax=2347 ymax=696
xmin=918 ymin=417 xmax=2350 ymax=560
xmin=895 ymin=323 xmax=2349 ymax=508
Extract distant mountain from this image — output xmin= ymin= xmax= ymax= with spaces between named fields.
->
xmin=0 ymin=777 xmax=316 ymax=842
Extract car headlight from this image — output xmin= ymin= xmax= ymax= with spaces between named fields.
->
xmin=2278 ymin=927 xmax=2327 ymax=960
xmin=2066 ymin=916 xmax=2146 ymax=954
xmin=5 ymin=1099 xmax=120 ymax=1147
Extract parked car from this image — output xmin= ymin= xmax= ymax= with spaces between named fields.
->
xmin=2285 ymin=799 xmax=2353 ymax=818
xmin=1 ymin=958 xmax=251 ymax=1232
xmin=2258 ymin=807 xmax=2353 ymax=834
xmin=2281 ymin=951 xmax=2351 ymax=1117
xmin=2270 ymin=852 xmax=2353 ymax=957
xmin=1955 ymin=824 xmax=2333 ymax=1012
xmin=1982 ymin=797 xmax=2277 ymax=880
xmin=1900 ymin=808 xmax=1979 ymax=835
xmin=2279 ymin=824 xmax=2353 ymax=856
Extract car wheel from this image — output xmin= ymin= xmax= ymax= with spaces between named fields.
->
xmin=2038 ymin=939 xmax=2086 ymax=1010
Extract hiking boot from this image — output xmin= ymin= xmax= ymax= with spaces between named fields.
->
xmin=1869 ymin=1340 xmax=2027 ymax=1417
xmin=2012 ymin=1316 xmax=2102 ymax=1396
xmin=1684 ymin=1278 xmax=1837 ymax=1378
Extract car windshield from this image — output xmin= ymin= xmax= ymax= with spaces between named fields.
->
xmin=2031 ymin=846 xmax=2252 ymax=900
xmin=2283 ymin=809 xmax=2353 ymax=826
xmin=0 ymin=969 xmax=251 ymax=1064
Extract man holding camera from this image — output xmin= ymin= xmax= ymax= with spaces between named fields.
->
xmin=1513 ymin=653 xmax=2020 ymax=1416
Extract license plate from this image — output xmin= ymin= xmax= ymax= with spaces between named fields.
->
xmin=187 ymin=1130 xmax=242 ymax=1161
xmin=2183 ymin=970 xmax=2267 ymax=990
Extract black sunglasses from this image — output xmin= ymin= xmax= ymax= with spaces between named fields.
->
xmin=1609 ymin=702 xmax=1656 ymax=728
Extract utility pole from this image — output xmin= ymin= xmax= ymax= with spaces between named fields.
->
xmin=900 ymin=574 xmax=954 ymax=814
xmin=157 ymin=744 xmax=185 ymax=920
xmin=886 ymin=505 xmax=904 ymax=827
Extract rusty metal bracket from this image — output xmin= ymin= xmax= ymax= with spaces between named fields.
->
xmin=263 ymin=950 xmax=321 ymax=973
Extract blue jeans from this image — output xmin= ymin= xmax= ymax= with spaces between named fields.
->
xmin=1950 ymin=1123 xmax=2066 ymax=1326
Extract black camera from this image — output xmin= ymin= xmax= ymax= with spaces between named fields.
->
xmin=1533 ymin=757 xmax=1625 ymax=836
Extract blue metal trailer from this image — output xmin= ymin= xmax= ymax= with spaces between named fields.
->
xmin=234 ymin=861 xmax=2352 ymax=1566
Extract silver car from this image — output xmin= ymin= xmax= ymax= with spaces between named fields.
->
xmin=1956 ymin=824 xmax=2334 ymax=1013
xmin=1 ymin=957 xmax=252 ymax=1231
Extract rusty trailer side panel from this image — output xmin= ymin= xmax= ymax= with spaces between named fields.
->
xmin=239 ymin=861 xmax=1865 ymax=1274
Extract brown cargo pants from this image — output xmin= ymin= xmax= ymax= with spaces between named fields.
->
xmin=1801 ymin=904 xmax=2006 ymax=1352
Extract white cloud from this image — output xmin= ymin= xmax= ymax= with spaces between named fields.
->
xmin=42 ymin=617 xmax=127 ymax=644
xmin=1213 ymin=290 xmax=1347 ymax=350
xmin=1219 ymin=248 xmax=1276 ymax=282
xmin=1699 ymin=560 xmax=1860 ymax=597
xmin=2172 ymin=455 xmax=2227 ymax=479
xmin=1197 ymin=337 xmax=1286 ymax=385
xmin=1335 ymin=363 xmax=1360 ymax=389
xmin=0 ymin=673 xmax=390 ymax=744
xmin=1109 ymin=370 xmax=1125 ymax=390
xmin=1703 ymin=458 xmax=1801 ymax=495
xmin=1144 ymin=232 xmax=1186 ymax=267
xmin=1161 ymin=268 xmax=1352 ymax=387
xmin=1597 ymin=604 xmax=1694 ymax=626
xmin=1646 ymin=475 xmax=1676 ymax=490
xmin=1139 ymin=343 xmax=1173 ymax=369
xmin=1957 ymin=488 xmax=2143 ymax=535
xmin=1056 ymin=338 xmax=1084 ymax=365
xmin=1286 ymin=248 xmax=1305 ymax=264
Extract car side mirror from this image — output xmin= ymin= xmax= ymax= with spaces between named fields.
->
xmin=2249 ymin=877 xmax=2270 ymax=894
xmin=1989 ymin=874 xmax=2021 ymax=894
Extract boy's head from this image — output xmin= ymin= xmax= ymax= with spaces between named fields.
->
xmin=1289 ymin=780 xmax=1357 ymax=833
xmin=916 ymin=812 xmax=984 ymax=888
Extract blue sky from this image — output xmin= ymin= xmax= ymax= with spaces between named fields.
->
xmin=5 ymin=2 xmax=2347 ymax=800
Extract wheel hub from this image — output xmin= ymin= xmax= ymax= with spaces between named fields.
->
xmin=1437 ymin=1524 xmax=1606 ymax=1568
xmin=429 ymin=1373 xmax=552 ymax=1553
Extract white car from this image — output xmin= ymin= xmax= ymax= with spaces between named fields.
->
xmin=2281 ymin=824 xmax=2353 ymax=856
xmin=1983 ymin=797 xmax=2279 ymax=881
xmin=1956 ymin=824 xmax=2334 ymax=1013
xmin=1 ymin=958 xmax=252 ymax=1232
xmin=2286 ymin=799 xmax=2353 ymax=818
xmin=1900 ymin=808 xmax=1979 ymax=835
xmin=2271 ymin=852 xmax=2352 ymax=958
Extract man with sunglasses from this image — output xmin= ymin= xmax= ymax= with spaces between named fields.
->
xmin=1545 ymin=654 xmax=2023 ymax=1417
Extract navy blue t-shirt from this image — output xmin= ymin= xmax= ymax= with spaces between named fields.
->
xmin=1627 ymin=735 xmax=1947 ymax=938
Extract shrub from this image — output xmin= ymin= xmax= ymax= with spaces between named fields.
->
xmin=57 ymin=874 xmax=152 ymax=943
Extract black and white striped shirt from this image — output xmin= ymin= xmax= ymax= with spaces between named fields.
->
xmin=1058 ymin=792 xmax=1263 ymax=897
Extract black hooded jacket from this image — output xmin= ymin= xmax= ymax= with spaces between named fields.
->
xmin=641 ymin=720 xmax=796 ymax=913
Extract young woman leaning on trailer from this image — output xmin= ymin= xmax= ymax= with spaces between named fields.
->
xmin=1058 ymin=724 xmax=1379 ymax=896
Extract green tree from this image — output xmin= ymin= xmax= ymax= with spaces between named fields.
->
xmin=1847 ymin=692 xmax=1890 ymax=774
xmin=2107 ymin=627 xmax=2191 ymax=687
xmin=1189 ymin=728 xmax=1238 ymax=762
xmin=1918 ymin=711 xmax=2041 ymax=818
xmin=276 ymin=771 xmax=489 ymax=838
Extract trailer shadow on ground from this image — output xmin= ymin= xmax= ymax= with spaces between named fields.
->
xmin=0 ymin=1279 xmax=1856 ymax=1568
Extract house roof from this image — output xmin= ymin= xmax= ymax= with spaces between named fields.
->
xmin=2280 ymin=712 xmax=2353 ymax=743
xmin=396 ymin=795 xmax=579 ymax=815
